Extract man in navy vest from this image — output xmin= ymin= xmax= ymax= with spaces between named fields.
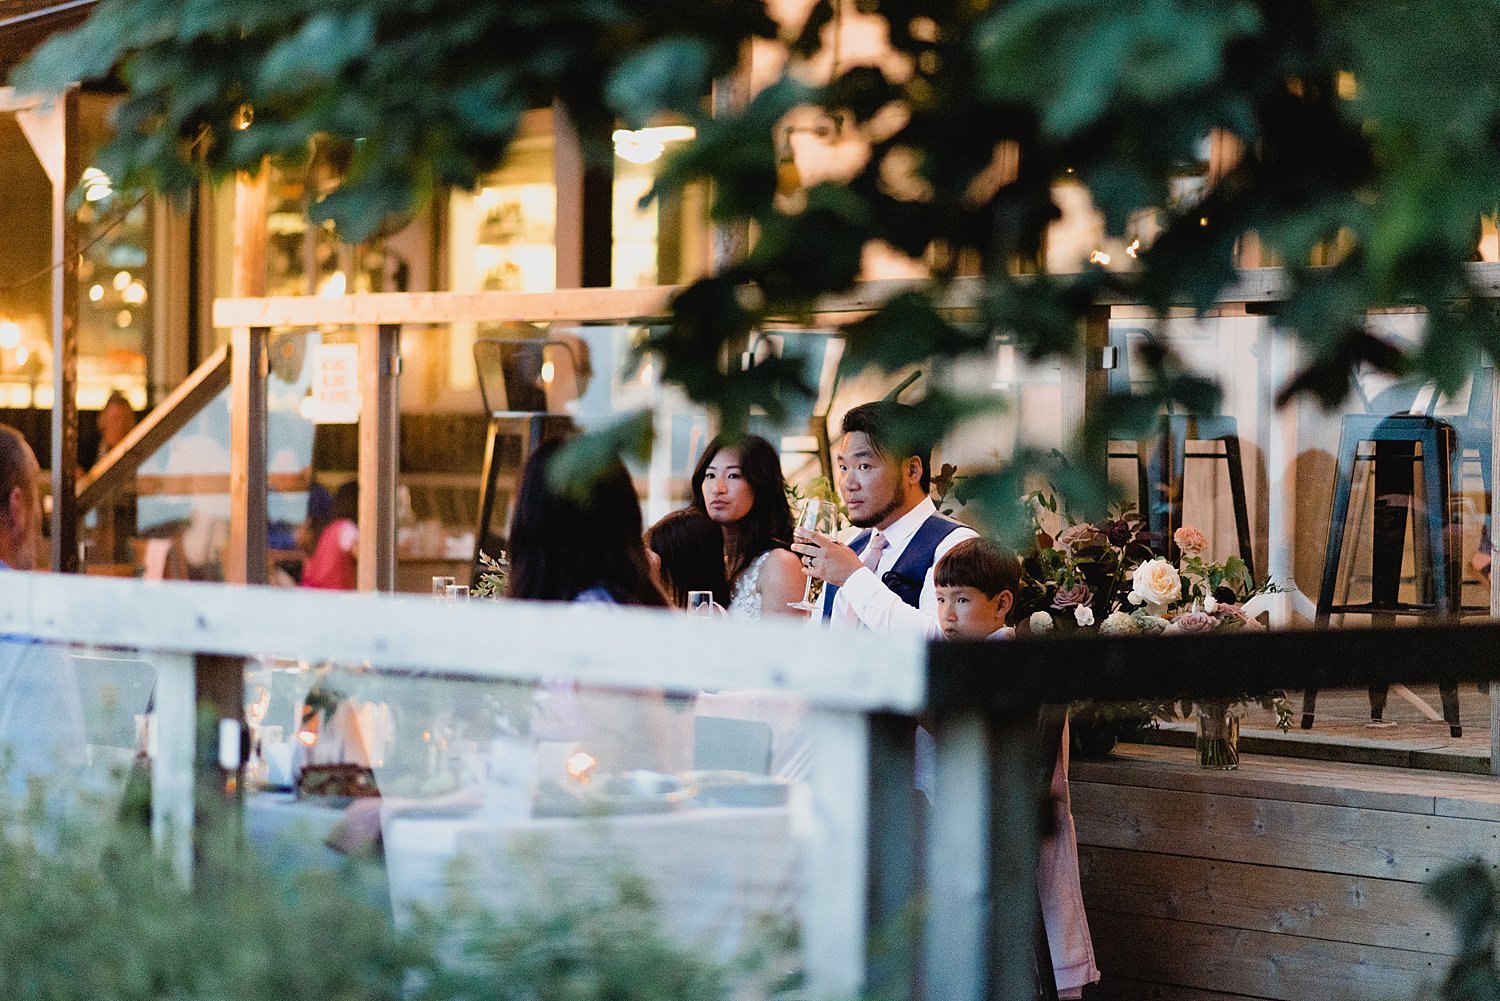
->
xmin=792 ymin=402 xmax=976 ymax=635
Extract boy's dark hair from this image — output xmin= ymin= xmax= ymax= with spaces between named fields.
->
xmin=840 ymin=401 xmax=931 ymax=493
xmin=935 ymin=538 xmax=1021 ymax=605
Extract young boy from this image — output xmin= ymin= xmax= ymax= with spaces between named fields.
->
xmin=929 ymin=535 xmax=1100 ymax=999
xmin=933 ymin=537 xmax=1020 ymax=640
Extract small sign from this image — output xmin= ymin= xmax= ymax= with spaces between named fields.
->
xmin=308 ymin=343 xmax=361 ymax=424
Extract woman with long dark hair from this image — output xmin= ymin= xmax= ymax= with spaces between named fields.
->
xmin=508 ymin=437 xmax=669 ymax=607
xmin=690 ymin=434 xmax=804 ymax=618
xmin=646 ymin=508 xmax=730 ymax=609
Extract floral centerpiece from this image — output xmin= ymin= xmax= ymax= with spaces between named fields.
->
xmin=1020 ymin=519 xmax=1291 ymax=768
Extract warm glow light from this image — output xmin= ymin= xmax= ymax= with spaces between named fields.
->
xmin=639 ymin=361 xmax=655 ymax=385
xmin=1126 ymin=239 xmax=1141 ymax=259
xmin=0 ymin=321 xmax=18 ymax=349
xmin=116 ymin=310 xmax=132 ymax=329
xmin=565 ymin=751 xmax=597 ymax=781
xmin=297 ymin=729 xmax=317 ymax=747
xmin=612 ymin=125 xmax=696 ymax=165
xmin=234 ymin=103 xmax=255 ymax=130
xmin=82 ymin=167 xmax=112 ymax=203
xmin=14 ymin=346 xmax=27 ymax=365
xmin=1199 ymin=216 xmax=1209 ymax=227
xmin=1089 ymin=249 xmax=1112 ymax=266
xmin=112 ymin=270 xmax=132 ymax=291
xmin=88 ymin=284 xmax=104 ymax=302
xmin=318 ymin=270 xmax=347 ymax=298
xmin=122 ymin=281 xmax=147 ymax=305
xmin=540 ymin=359 xmax=555 ymax=384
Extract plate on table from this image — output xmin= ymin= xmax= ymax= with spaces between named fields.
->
xmin=681 ymin=770 xmax=791 ymax=808
xmin=534 ymin=772 xmax=695 ymax=818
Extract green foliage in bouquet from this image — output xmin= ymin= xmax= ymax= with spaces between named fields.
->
xmin=472 ymin=549 xmax=510 ymax=599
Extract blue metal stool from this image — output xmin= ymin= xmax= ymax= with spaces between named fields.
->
xmin=1300 ymin=413 xmax=1462 ymax=736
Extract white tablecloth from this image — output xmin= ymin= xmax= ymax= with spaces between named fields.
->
xmin=384 ymin=804 xmax=798 ymax=957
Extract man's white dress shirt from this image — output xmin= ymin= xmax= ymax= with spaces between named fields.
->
xmin=819 ymin=497 xmax=977 ymax=637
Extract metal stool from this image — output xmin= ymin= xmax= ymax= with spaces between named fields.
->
xmin=1300 ymin=414 xmax=1462 ymax=736
xmin=1105 ymin=328 xmax=1256 ymax=579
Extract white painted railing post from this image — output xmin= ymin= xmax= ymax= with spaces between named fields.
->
xmin=803 ymin=708 xmax=872 ymax=996
xmin=150 ymin=651 xmax=196 ymax=884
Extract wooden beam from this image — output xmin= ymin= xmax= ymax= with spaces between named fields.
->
xmin=47 ymin=86 xmax=80 ymax=572
xmin=0 ymin=85 xmax=52 ymax=114
xmin=76 ymin=343 xmax=231 ymax=510
xmin=356 ymin=324 xmax=400 ymax=592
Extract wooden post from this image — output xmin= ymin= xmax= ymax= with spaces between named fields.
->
xmin=1490 ymin=360 xmax=1500 ymax=775
xmin=554 ymin=104 xmax=614 ymax=289
xmin=866 ymin=712 xmax=921 ymax=996
xmin=921 ymin=706 xmax=1042 ymax=1001
xmin=18 ymin=86 xmax=84 ymax=572
xmin=357 ymin=323 xmax=400 ymax=592
xmin=227 ymin=326 xmax=268 ymax=584
xmin=1060 ymin=304 xmax=1112 ymax=479
xmin=151 ymin=651 xmax=196 ymax=884
xmin=227 ymin=166 xmax=269 ymax=586
xmin=804 ymin=709 xmax=872 ymax=997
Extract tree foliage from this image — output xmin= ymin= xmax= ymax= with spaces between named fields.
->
xmin=17 ymin=0 xmax=1500 ymax=534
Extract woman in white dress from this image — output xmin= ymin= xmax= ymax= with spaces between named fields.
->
xmin=691 ymin=435 xmax=806 ymax=619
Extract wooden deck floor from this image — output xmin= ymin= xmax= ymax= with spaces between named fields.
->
xmin=1071 ymin=743 xmax=1500 ymax=1001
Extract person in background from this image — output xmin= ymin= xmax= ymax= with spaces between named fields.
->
xmin=646 ymin=508 xmax=729 ymax=610
xmin=793 ymin=401 xmax=977 ymax=634
xmin=0 ymin=424 xmax=88 ymax=808
xmin=301 ymin=481 xmax=358 ymax=590
xmin=508 ymin=437 xmax=668 ymax=607
xmin=929 ymin=536 xmax=1099 ymax=1000
xmin=690 ymin=434 xmax=804 ymax=619
xmin=95 ymin=390 xmax=137 ymax=466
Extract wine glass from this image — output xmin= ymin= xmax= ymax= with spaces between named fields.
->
xmin=687 ymin=590 xmax=722 ymax=617
xmin=788 ymin=498 xmax=838 ymax=611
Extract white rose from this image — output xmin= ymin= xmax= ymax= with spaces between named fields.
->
xmin=1074 ymin=605 xmax=1095 ymax=627
xmin=1128 ymin=590 xmax=1143 ymax=605
xmin=1132 ymin=558 xmax=1182 ymax=607
xmin=1028 ymin=610 xmax=1054 ymax=633
xmin=1203 ymin=595 xmax=1218 ymax=614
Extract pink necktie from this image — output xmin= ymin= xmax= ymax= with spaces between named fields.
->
xmin=844 ymin=531 xmax=888 ymax=627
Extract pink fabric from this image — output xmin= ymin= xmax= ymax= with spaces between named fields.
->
xmin=302 ymin=519 xmax=357 ymax=590
xmin=1041 ymin=717 xmax=1100 ymax=996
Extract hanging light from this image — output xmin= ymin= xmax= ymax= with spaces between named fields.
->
xmin=611 ymin=125 xmax=696 ymax=165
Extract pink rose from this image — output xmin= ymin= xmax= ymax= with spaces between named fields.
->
xmin=1168 ymin=610 xmax=1216 ymax=633
xmin=1174 ymin=526 xmax=1208 ymax=556
xmin=1051 ymin=582 xmax=1093 ymax=610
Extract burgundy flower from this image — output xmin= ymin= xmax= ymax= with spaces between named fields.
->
xmin=1101 ymin=519 xmax=1132 ymax=547
xmin=1051 ymin=582 xmax=1093 ymax=610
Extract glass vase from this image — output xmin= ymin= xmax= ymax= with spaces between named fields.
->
xmin=1195 ymin=701 xmax=1240 ymax=770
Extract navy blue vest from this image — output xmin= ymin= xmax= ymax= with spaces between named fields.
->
xmin=821 ymin=513 xmax=966 ymax=620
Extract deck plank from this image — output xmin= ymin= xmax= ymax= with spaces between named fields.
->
xmin=1078 ymin=846 xmax=1457 ymax=956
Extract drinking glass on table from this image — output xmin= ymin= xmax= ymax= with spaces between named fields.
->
xmin=687 ymin=590 xmax=723 ymax=617
xmin=789 ymin=498 xmax=838 ymax=611
xmin=446 ymin=583 xmax=471 ymax=602
xmin=432 ymin=575 xmax=456 ymax=598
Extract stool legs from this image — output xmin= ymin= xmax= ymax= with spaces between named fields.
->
xmin=1304 ymin=423 xmax=1361 ymax=728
